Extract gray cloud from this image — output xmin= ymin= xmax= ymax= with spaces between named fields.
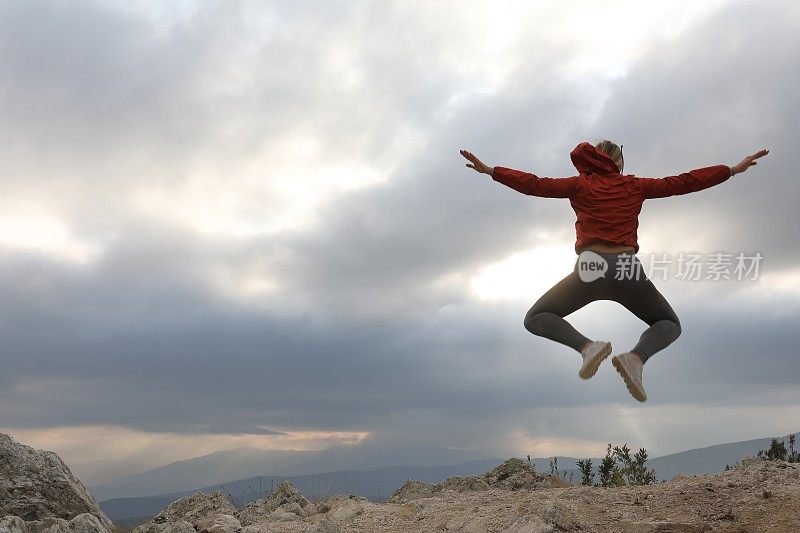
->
xmin=0 ymin=0 xmax=798 ymax=468
xmin=593 ymin=0 xmax=799 ymax=269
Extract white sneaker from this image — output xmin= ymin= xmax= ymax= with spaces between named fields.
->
xmin=612 ymin=352 xmax=647 ymax=402
xmin=578 ymin=340 xmax=612 ymax=379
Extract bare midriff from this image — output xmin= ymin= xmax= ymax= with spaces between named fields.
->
xmin=577 ymin=241 xmax=636 ymax=253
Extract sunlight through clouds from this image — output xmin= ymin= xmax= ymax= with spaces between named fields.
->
xmin=0 ymin=209 xmax=104 ymax=264
xmin=508 ymin=426 xmax=603 ymax=459
xmin=0 ymin=0 xmax=795 ymax=481
xmin=1 ymin=424 xmax=370 ymax=476
xmin=205 ymin=263 xmax=279 ymax=304
xmin=544 ymin=0 xmax=727 ymax=80
xmin=470 ymin=243 xmax=575 ymax=302
xmin=132 ymin=131 xmax=396 ymax=237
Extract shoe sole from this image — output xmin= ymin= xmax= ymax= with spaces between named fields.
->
xmin=612 ymin=355 xmax=647 ymax=402
xmin=578 ymin=342 xmax=612 ymax=380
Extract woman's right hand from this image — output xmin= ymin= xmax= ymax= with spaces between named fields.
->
xmin=731 ymin=149 xmax=769 ymax=175
xmin=460 ymin=149 xmax=493 ymax=175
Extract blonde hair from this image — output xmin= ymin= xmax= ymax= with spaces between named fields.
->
xmin=595 ymin=139 xmax=624 ymax=173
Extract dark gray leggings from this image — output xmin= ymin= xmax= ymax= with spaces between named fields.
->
xmin=524 ymin=251 xmax=681 ymax=364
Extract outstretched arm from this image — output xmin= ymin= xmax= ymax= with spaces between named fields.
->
xmin=460 ymin=149 xmax=577 ymax=198
xmin=637 ymin=148 xmax=769 ymax=199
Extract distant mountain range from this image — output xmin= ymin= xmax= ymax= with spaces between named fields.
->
xmin=95 ymin=432 xmax=798 ymax=526
xmin=89 ymin=440 xmax=506 ymax=501
xmin=100 ymin=458 xmax=506 ymax=527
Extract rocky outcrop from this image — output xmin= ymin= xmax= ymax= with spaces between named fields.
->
xmin=151 ymin=492 xmax=236 ymax=527
xmin=4 ymin=433 xmax=799 ymax=533
xmin=130 ymin=521 xmax=195 ymax=533
xmin=131 ymin=492 xmax=238 ymax=533
xmin=386 ymin=458 xmax=567 ymax=503
xmin=238 ymin=481 xmax=314 ymax=526
xmin=0 ymin=434 xmax=112 ymax=533
xmin=135 ymin=456 xmax=800 ymax=532
xmin=384 ymin=479 xmax=436 ymax=503
xmin=0 ymin=511 xmax=109 ymax=533
xmin=194 ymin=514 xmax=242 ymax=533
xmin=482 ymin=458 xmax=570 ymax=490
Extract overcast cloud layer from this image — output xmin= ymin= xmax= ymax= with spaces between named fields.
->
xmin=0 ymin=0 xmax=798 ymax=475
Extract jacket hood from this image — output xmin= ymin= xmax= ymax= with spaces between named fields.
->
xmin=570 ymin=142 xmax=620 ymax=174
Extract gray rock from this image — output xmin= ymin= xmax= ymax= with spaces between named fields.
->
xmin=433 ymin=475 xmax=490 ymax=493
xmin=132 ymin=521 xmax=195 ymax=533
xmin=276 ymin=502 xmax=306 ymax=518
xmin=326 ymin=498 xmax=365 ymax=523
xmin=24 ymin=517 xmax=69 ymax=533
xmin=133 ymin=491 xmax=236 ymax=533
xmin=194 ymin=514 xmax=241 ymax=533
xmin=7 ymin=515 xmax=104 ymax=533
xmin=740 ymin=456 xmax=763 ymax=467
xmin=271 ymin=509 xmax=299 ymax=522
xmin=0 ymin=434 xmax=112 ymax=531
xmin=310 ymin=521 xmax=340 ymax=533
xmin=0 ymin=515 xmax=29 ymax=533
xmin=65 ymin=514 xmax=107 ymax=533
xmin=238 ymin=481 xmax=311 ymax=527
xmin=540 ymin=503 xmax=582 ymax=530
xmin=164 ymin=522 xmax=195 ymax=533
xmin=386 ymin=480 xmax=435 ymax=503
xmin=484 ymin=458 xmax=541 ymax=490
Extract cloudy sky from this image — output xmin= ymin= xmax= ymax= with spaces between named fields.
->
xmin=1 ymin=0 xmax=798 ymax=477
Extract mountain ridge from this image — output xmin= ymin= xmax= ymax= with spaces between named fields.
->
xmin=98 ymin=431 xmax=799 ymax=525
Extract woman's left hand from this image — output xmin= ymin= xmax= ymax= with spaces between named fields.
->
xmin=731 ymin=149 xmax=769 ymax=175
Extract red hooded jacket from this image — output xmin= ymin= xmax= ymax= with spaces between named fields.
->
xmin=491 ymin=142 xmax=733 ymax=254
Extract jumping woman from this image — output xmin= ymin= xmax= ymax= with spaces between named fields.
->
xmin=460 ymin=141 xmax=769 ymax=402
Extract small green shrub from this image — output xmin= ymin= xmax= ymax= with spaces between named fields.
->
xmin=576 ymin=458 xmax=594 ymax=486
xmin=581 ymin=442 xmax=656 ymax=487
xmin=757 ymin=434 xmax=799 ymax=463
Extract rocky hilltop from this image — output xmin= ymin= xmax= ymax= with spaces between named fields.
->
xmin=0 ymin=433 xmax=113 ymax=533
xmin=132 ymin=456 xmax=800 ymax=533
xmin=2 ymin=432 xmax=799 ymax=532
